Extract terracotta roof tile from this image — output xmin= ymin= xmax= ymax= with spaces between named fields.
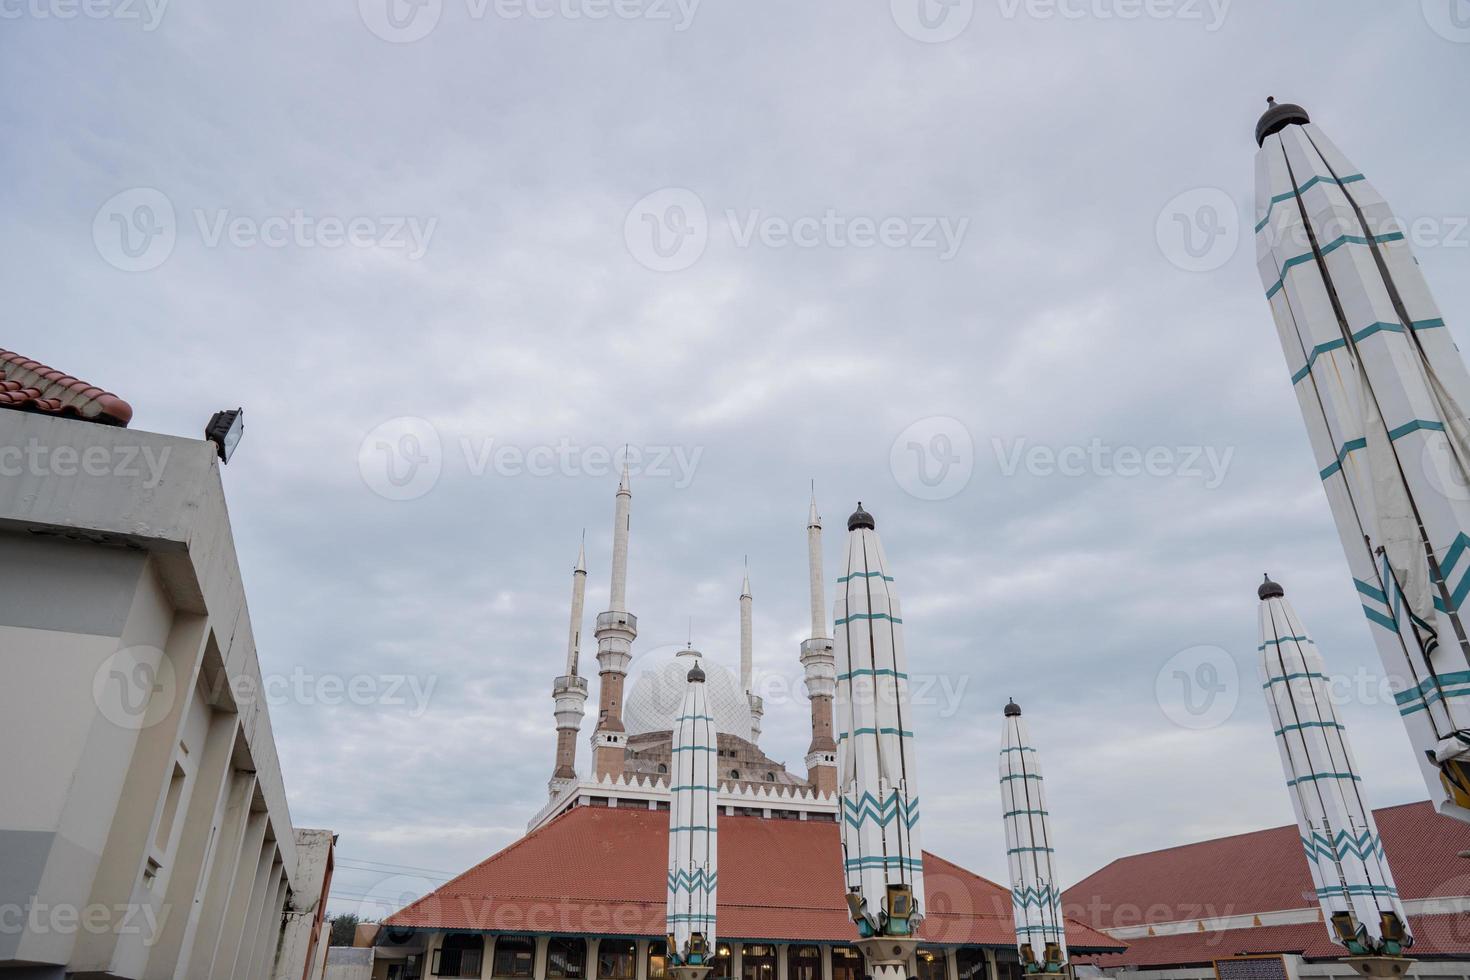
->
xmin=1073 ymin=914 xmax=1470 ymax=967
xmin=384 ymin=806 xmax=1123 ymax=950
xmin=1063 ymin=802 xmax=1470 ymax=930
xmin=0 ymin=349 xmax=132 ymax=426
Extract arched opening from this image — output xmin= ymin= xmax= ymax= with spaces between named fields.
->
xmin=433 ymin=933 xmax=484 ymax=978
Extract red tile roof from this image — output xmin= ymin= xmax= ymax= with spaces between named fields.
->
xmin=1063 ymin=802 xmax=1470 ymax=931
xmin=385 ymin=806 xmax=1123 ymax=950
xmin=1075 ymin=914 xmax=1470 ymax=968
xmin=0 ymin=349 xmax=132 ymax=426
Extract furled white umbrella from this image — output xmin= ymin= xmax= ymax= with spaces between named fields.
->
xmin=1001 ymin=700 xmax=1069 ymax=974
xmin=665 ymin=657 xmax=718 ymax=979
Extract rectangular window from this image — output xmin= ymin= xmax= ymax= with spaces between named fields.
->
xmin=832 ymin=946 xmax=865 ymax=980
xmin=647 ymin=940 xmax=668 ymax=979
xmin=598 ymin=940 xmax=637 ymax=980
xmin=956 ymin=949 xmax=987 ymax=980
xmin=493 ymin=936 xmax=536 ymax=977
xmin=787 ymin=945 xmax=822 ymax=980
xmin=917 ymin=949 xmax=947 ymax=980
xmin=549 ymin=938 xmax=588 ymax=979
xmin=742 ymin=944 xmax=776 ymax=980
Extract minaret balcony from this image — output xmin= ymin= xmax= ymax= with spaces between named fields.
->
xmin=552 ymin=674 xmax=589 ymax=697
xmin=800 ymin=637 xmax=836 ymax=668
xmin=595 ymin=610 xmax=638 ymax=634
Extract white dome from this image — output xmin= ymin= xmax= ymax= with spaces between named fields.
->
xmin=623 ymin=650 xmax=753 ymax=742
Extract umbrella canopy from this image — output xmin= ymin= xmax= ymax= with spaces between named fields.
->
xmin=666 ymin=658 xmax=718 ymax=965
xmin=834 ymin=503 xmax=925 ymax=938
xmin=1000 ymin=701 xmax=1069 ymax=973
xmin=1253 ymin=100 xmax=1470 ymax=823
xmin=1257 ymin=575 xmax=1411 ymax=955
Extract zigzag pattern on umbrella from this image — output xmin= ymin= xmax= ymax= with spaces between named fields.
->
xmin=1011 ymin=884 xmax=1061 ymax=909
xmin=840 ymin=790 xmax=920 ymax=829
xmin=667 ymin=869 xmax=719 ymax=893
xmin=1301 ymin=829 xmax=1386 ymax=864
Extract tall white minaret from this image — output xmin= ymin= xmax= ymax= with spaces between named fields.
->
xmin=592 ymin=465 xmax=636 ymax=780
xmin=550 ymin=538 xmax=589 ymax=795
xmin=740 ymin=560 xmax=763 ymax=742
xmin=800 ymin=488 xmax=837 ymax=793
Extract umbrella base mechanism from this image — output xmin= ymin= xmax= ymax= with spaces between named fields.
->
xmin=1341 ymin=956 xmax=1413 ymax=978
xmin=669 ymin=966 xmax=713 ymax=980
xmin=857 ymin=936 xmax=919 ymax=980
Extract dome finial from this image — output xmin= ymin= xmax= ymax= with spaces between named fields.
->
xmin=847 ymin=501 xmax=876 ymax=531
xmin=1258 ymin=572 xmax=1285 ymax=600
xmin=1005 ymin=698 xmax=1021 ymax=717
xmin=1255 ymin=97 xmax=1311 ymax=147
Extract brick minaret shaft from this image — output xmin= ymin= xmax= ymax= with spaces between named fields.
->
xmin=800 ymin=490 xmax=837 ymax=794
xmin=593 ymin=466 xmax=636 ymax=780
xmin=549 ymin=538 xmax=589 ymax=795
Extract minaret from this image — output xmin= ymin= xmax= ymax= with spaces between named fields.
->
xmin=1000 ymin=701 xmax=1069 ymax=975
xmin=1257 ymin=575 xmax=1412 ymax=967
xmin=800 ymin=489 xmax=837 ymax=793
xmin=1253 ymin=99 xmax=1470 ymax=824
xmin=740 ymin=561 xmax=763 ymax=742
xmin=549 ymin=537 xmax=590 ymax=796
xmin=665 ymin=658 xmax=718 ymax=980
xmin=835 ymin=503 xmax=924 ymax=980
xmin=592 ymin=465 xmax=636 ymax=780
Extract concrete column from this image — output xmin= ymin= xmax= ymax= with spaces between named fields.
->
xmin=589 ymin=939 xmax=601 ymax=980
xmin=984 ymin=948 xmax=998 ymax=980
xmin=211 ymin=809 xmax=268 ymax=979
xmin=531 ymin=934 xmax=550 ymax=980
xmin=146 ymin=710 xmax=239 ymax=979
xmin=820 ymin=945 xmax=832 ymax=980
xmin=229 ymin=837 xmax=277 ymax=979
xmin=72 ymin=612 xmax=210 ymax=975
xmin=635 ymin=940 xmax=648 ymax=980
xmin=732 ymin=943 xmax=744 ymax=980
xmin=944 ymin=948 xmax=958 ymax=980
xmin=776 ymin=944 xmax=789 ymax=980
xmin=246 ymin=859 xmax=286 ymax=980
xmin=184 ymin=770 xmax=257 ymax=978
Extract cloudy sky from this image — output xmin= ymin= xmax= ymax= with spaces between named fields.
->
xmin=5 ymin=0 xmax=1470 ymax=919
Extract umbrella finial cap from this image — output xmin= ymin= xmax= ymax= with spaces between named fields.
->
xmin=847 ymin=502 xmax=876 ymax=531
xmin=1005 ymin=699 xmax=1022 ymax=717
xmin=1259 ymin=573 xmax=1285 ymax=600
xmin=1256 ymin=98 xmax=1311 ymax=147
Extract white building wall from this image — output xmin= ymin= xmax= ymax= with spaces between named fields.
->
xmin=0 ymin=410 xmax=318 ymax=979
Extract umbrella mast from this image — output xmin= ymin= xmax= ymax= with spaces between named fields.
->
xmin=1001 ymin=701 xmax=1070 ymax=975
xmin=834 ymin=503 xmax=924 ymax=980
xmin=1257 ymin=575 xmax=1412 ymax=976
xmin=665 ymin=656 xmax=718 ymax=980
xmin=1254 ymin=99 xmax=1470 ymax=824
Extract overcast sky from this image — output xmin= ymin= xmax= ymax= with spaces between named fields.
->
xmin=5 ymin=0 xmax=1470 ymax=920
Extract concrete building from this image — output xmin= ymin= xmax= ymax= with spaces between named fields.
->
xmin=1064 ymin=802 xmax=1470 ymax=980
xmin=0 ymin=349 xmax=333 ymax=978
